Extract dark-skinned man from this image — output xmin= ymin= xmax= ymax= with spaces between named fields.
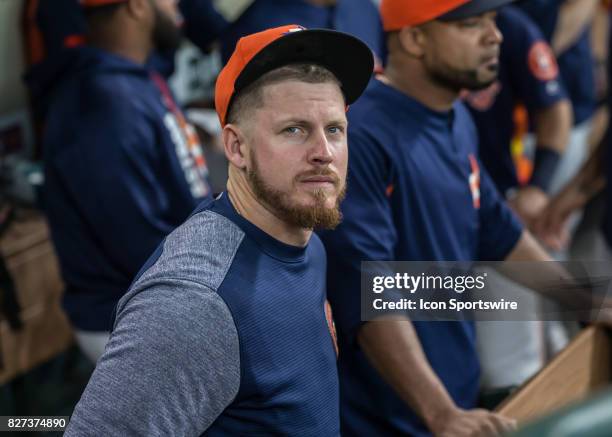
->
xmin=320 ymin=0 xmax=563 ymax=435
xmin=43 ymin=0 xmax=211 ymax=363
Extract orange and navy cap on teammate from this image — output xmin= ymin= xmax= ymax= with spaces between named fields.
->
xmin=79 ymin=0 xmax=126 ymax=7
xmin=215 ymin=24 xmax=374 ymax=127
xmin=380 ymin=0 xmax=515 ymax=31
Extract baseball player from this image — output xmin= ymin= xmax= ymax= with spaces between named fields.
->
xmin=518 ymin=0 xmax=598 ymax=196
xmin=536 ymin=7 xmax=612 ymax=261
xmin=466 ymin=5 xmax=572 ymax=227
xmin=319 ymin=0 xmax=561 ymax=435
xmin=64 ymin=25 xmax=373 ymax=435
xmin=43 ymin=0 xmax=211 ymax=362
xmin=187 ymin=0 xmax=385 ymax=68
xmin=465 ymin=4 xmax=574 ymax=395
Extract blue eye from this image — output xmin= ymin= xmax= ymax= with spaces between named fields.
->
xmin=284 ymin=126 xmax=302 ymax=134
xmin=328 ymin=126 xmax=345 ymax=135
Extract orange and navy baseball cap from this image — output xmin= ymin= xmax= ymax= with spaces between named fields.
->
xmin=215 ymin=25 xmax=374 ymax=126
xmin=79 ymin=0 xmax=126 ymax=7
xmin=381 ymin=0 xmax=515 ymax=31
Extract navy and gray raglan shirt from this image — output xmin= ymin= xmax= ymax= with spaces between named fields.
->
xmin=65 ymin=192 xmax=340 ymax=436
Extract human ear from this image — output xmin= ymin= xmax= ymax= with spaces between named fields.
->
xmin=125 ymin=0 xmax=150 ymax=21
xmin=222 ymin=124 xmax=248 ymax=169
xmin=397 ymin=25 xmax=426 ymax=58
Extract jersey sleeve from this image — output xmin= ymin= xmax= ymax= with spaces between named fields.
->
xmin=319 ymin=130 xmax=397 ymax=345
xmin=64 ymin=281 xmax=240 ymax=436
xmin=477 ymin=160 xmax=524 ymax=260
xmin=179 ymin=0 xmax=241 ymax=52
xmin=47 ymin=91 xmax=198 ymax=277
xmin=500 ymin=6 xmax=567 ymax=110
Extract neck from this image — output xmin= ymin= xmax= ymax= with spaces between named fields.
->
xmin=226 ymin=169 xmax=312 ymax=247
xmin=381 ymin=57 xmax=458 ymax=112
xmin=87 ymin=25 xmax=151 ymax=65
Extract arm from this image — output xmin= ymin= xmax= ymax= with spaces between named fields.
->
xmin=358 ymin=321 xmax=515 ymax=436
xmin=505 ymin=230 xmax=552 ymax=262
xmin=535 ymin=140 xmax=606 ymax=249
xmin=533 ymin=100 xmax=573 ymax=156
xmin=179 ymin=0 xmax=248 ymax=52
xmin=65 ymin=281 xmax=240 ymax=436
xmin=510 ymin=100 xmax=573 ymax=226
xmin=502 ymin=9 xmax=573 ymax=224
xmin=322 ymin=131 xmax=515 ymax=437
xmin=552 ymin=0 xmax=599 ymax=55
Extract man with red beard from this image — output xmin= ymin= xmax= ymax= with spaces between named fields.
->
xmin=64 ymin=25 xmax=373 ymax=435
xmin=43 ymin=0 xmax=211 ymax=364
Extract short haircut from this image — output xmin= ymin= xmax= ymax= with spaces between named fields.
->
xmin=226 ymin=63 xmax=343 ymax=125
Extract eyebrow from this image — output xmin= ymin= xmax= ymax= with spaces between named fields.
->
xmin=275 ymin=118 xmax=348 ymax=127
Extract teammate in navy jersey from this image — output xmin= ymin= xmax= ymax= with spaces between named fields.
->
xmin=517 ymin=0 xmax=598 ymax=199
xmin=465 ymin=5 xmax=572 ymax=228
xmin=43 ymin=0 xmax=211 ymax=362
xmin=27 ymin=0 xmax=385 ymax=76
xmin=465 ymin=5 xmax=574 ymax=398
xmin=24 ymin=0 xmax=252 ymax=129
xmin=190 ymin=0 xmax=385 ymax=68
xmin=65 ymin=25 xmax=373 ymax=435
xmin=518 ymin=0 xmax=597 ymax=127
xmin=319 ymin=0 xmax=566 ymax=435
xmin=536 ymin=6 xmax=612 ymax=259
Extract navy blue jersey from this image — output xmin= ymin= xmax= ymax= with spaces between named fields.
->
xmin=25 ymin=0 xmax=224 ymax=96
xmin=206 ymin=0 xmax=385 ymax=67
xmin=319 ymin=79 xmax=523 ymax=436
xmin=518 ymin=0 xmax=596 ymax=124
xmin=466 ymin=6 xmax=566 ymax=195
xmin=67 ymin=192 xmax=339 ymax=435
xmin=43 ymin=47 xmax=211 ymax=331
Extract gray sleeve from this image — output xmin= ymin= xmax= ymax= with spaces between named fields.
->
xmin=65 ymin=280 xmax=240 ymax=436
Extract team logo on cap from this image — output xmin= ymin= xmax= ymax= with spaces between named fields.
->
xmin=283 ymin=26 xmax=305 ymax=35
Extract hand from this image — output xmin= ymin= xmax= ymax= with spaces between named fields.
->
xmin=431 ymin=407 xmax=517 ymax=437
xmin=508 ymin=186 xmax=549 ymax=229
xmin=533 ymin=183 xmax=586 ymax=251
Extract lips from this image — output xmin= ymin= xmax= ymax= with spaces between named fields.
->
xmin=481 ymin=51 xmax=500 ymax=65
xmin=301 ymin=176 xmax=337 ymax=184
xmin=298 ymin=172 xmax=340 ymax=188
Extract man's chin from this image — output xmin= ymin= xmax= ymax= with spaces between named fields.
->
xmin=472 ymin=71 xmax=498 ymax=90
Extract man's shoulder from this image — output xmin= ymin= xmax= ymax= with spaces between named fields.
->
xmin=348 ymin=83 xmax=407 ymax=155
xmin=349 ymin=81 xmax=396 ymax=124
xmin=47 ymin=78 xmax=150 ymax=138
xmin=128 ymin=207 xmax=245 ymax=298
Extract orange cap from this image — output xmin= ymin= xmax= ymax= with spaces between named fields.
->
xmin=215 ymin=25 xmax=374 ymax=126
xmin=380 ymin=0 xmax=515 ymax=31
xmin=79 ymin=0 xmax=126 ymax=7
xmin=381 ymin=0 xmax=470 ymax=30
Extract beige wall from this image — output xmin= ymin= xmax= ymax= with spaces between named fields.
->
xmin=0 ymin=0 xmax=28 ymax=115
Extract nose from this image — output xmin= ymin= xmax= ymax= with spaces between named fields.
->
xmin=485 ymin=18 xmax=503 ymax=46
xmin=308 ymin=129 xmax=334 ymax=167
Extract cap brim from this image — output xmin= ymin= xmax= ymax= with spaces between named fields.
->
xmin=439 ymin=0 xmax=515 ymax=21
xmin=234 ymin=29 xmax=374 ymax=105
